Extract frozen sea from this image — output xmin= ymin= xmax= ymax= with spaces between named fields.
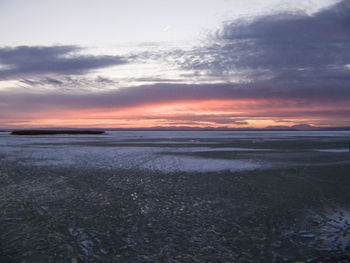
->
xmin=0 ymin=130 xmax=349 ymax=172
xmin=0 ymin=130 xmax=350 ymax=262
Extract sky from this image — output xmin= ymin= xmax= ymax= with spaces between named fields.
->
xmin=0 ymin=0 xmax=349 ymax=129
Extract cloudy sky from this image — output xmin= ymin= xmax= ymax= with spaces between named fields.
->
xmin=0 ymin=0 xmax=349 ymax=129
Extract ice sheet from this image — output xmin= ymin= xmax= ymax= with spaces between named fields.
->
xmin=0 ymin=130 xmax=348 ymax=172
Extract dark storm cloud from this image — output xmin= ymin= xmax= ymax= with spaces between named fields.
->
xmin=0 ymin=45 xmax=127 ymax=78
xmin=175 ymin=0 xmax=350 ymax=76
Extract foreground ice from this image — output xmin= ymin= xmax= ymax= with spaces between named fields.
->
xmin=299 ymin=208 xmax=350 ymax=252
xmin=1 ymin=130 xmax=350 ymax=262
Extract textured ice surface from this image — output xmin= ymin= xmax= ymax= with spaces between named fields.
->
xmin=319 ymin=209 xmax=350 ymax=250
xmin=315 ymin=149 xmax=349 ymax=153
xmin=299 ymin=208 xmax=350 ymax=252
xmin=0 ymin=132 xmax=267 ymax=172
xmin=0 ymin=130 xmax=348 ymax=172
xmin=1 ymin=130 xmax=350 ymax=262
xmin=140 ymin=155 xmax=261 ymax=172
xmin=0 ymin=145 xmax=262 ymax=172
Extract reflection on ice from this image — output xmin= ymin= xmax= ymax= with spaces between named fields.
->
xmin=0 ymin=145 xmax=262 ymax=172
xmin=315 ymin=149 xmax=349 ymax=153
xmin=141 ymin=155 xmax=261 ymax=172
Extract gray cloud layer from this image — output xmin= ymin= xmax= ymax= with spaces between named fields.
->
xmin=1 ymin=82 xmax=349 ymax=114
xmin=0 ymin=45 xmax=127 ymax=79
xmin=177 ymin=0 xmax=350 ymax=75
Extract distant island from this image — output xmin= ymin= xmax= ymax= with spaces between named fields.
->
xmin=11 ymin=130 xmax=105 ymax=135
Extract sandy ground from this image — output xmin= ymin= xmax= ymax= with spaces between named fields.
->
xmin=0 ymin=131 xmax=350 ymax=262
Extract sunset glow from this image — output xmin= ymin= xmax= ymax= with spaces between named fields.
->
xmin=2 ymin=97 xmax=349 ymax=129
